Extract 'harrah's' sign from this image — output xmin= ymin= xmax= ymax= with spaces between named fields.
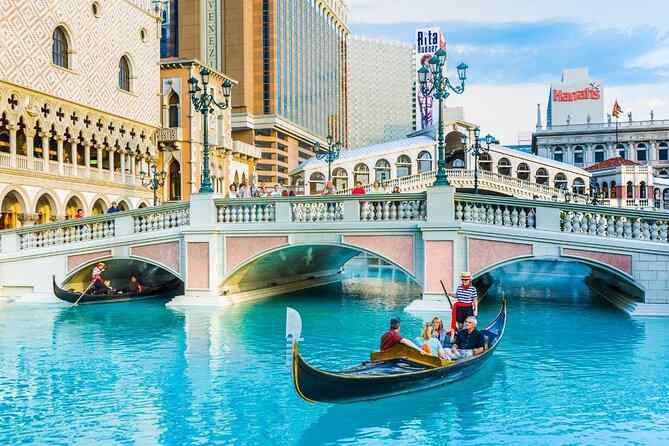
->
xmin=553 ymin=86 xmax=601 ymax=102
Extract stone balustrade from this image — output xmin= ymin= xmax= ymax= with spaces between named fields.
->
xmin=360 ymin=198 xmax=427 ymax=222
xmin=291 ymin=200 xmax=344 ymax=223
xmin=132 ymin=204 xmax=190 ymax=233
xmin=455 ymin=197 xmax=537 ymax=229
xmin=561 ymin=208 xmax=669 ymax=244
xmin=16 ymin=215 xmax=116 ymax=250
xmin=216 ymin=201 xmax=276 ymax=223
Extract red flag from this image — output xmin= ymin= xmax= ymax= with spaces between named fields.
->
xmin=612 ymin=101 xmax=623 ymax=118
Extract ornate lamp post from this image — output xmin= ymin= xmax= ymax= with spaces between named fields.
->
xmin=140 ymin=160 xmax=167 ymax=206
xmin=315 ymin=134 xmax=342 ymax=182
xmin=466 ymin=127 xmax=497 ymax=194
xmin=417 ymin=48 xmax=468 ymax=186
xmin=187 ymin=67 xmax=232 ymax=193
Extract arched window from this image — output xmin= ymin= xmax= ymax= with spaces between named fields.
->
xmin=554 ymin=173 xmax=568 ymax=190
xmin=417 ymin=151 xmax=432 ymax=173
xmin=497 ymin=158 xmax=511 ymax=176
xmin=332 ymin=167 xmax=348 ymax=191
xmin=610 ymin=181 xmax=617 ymax=199
xmin=479 ymin=153 xmax=492 ymax=172
xmin=309 ymin=172 xmax=325 ymax=195
xmin=516 ymin=163 xmax=530 ymax=181
xmin=92 ymin=198 xmax=107 ymax=216
xmin=52 ymin=27 xmax=69 ymax=69
xmin=659 ymin=143 xmax=668 ymax=161
xmin=626 ymin=181 xmax=634 ymax=199
xmin=659 ymin=169 xmax=669 ymax=178
xmin=375 ymin=159 xmax=390 ymax=182
xmin=572 ymin=177 xmax=586 ymax=194
xmin=535 ymin=168 xmax=549 ymax=185
xmin=168 ymin=92 xmax=180 ymax=128
xmin=118 ymin=200 xmax=129 ymax=211
xmin=573 ymin=146 xmax=584 ymax=165
xmin=396 ymin=155 xmax=412 ymax=178
xmin=119 ymin=56 xmax=131 ymax=92
xmin=169 ymin=160 xmax=181 ymax=200
xmin=594 ymin=145 xmax=605 ymax=163
xmin=353 ymin=163 xmax=369 ymax=185
xmin=1 ymin=190 xmax=25 ymax=230
xmin=617 ymin=143 xmax=626 ymax=159
xmin=664 ymin=188 xmax=669 ymax=208
xmin=640 ymin=181 xmax=647 ymax=199
xmin=636 ymin=143 xmax=647 ymax=162
xmin=553 ymin=147 xmax=564 ymax=162
xmin=602 ymin=182 xmax=609 ymax=198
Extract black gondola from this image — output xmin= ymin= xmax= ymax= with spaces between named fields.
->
xmin=53 ymin=276 xmax=183 ymax=305
xmin=290 ymin=300 xmax=506 ymax=404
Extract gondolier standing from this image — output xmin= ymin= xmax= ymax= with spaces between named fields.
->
xmin=91 ymin=262 xmax=107 ymax=294
xmin=448 ymin=272 xmax=478 ymax=332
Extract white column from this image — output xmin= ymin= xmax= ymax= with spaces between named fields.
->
xmin=8 ymin=125 xmax=17 ymax=168
xmin=25 ymin=130 xmax=34 ymax=165
xmin=41 ymin=134 xmax=49 ymax=172
xmin=84 ymin=142 xmax=91 ymax=177
xmin=649 ymin=142 xmax=656 ymax=162
xmin=129 ymin=154 xmax=136 ymax=185
xmin=109 ymin=147 xmax=115 ymax=182
xmin=120 ymin=150 xmax=126 ymax=183
xmin=70 ymin=139 xmax=77 ymax=176
xmin=97 ymin=146 xmax=103 ymax=174
xmin=57 ymin=136 xmax=64 ymax=175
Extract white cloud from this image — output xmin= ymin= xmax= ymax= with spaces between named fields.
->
xmin=626 ymin=43 xmax=669 ymax=70
xmin=442 ymin=82 xmax=669 ymax=145
xmin=347 ymin=0 xmax=668 ymax=29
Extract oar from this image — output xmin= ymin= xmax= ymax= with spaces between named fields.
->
xmin=439 ymin=280 xmax=454 ymax=311
xmin=73 ymin=281 xmax=95 ymax=306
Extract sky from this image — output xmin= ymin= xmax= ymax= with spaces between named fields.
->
xmin=347 ymin=0 xmax=669 ymax=144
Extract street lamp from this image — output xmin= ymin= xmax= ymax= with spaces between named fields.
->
xmin=418 ymin=48 xmax=468 ymax=186
xmin=140 ymin=159 xmax=167 ymax=206
xmin=315 ymin=134 xmax=342 ymax=182
xmin=188 ymin=67 xmax=232 ymax=193
xmin=466 ymin=127 xmax=497 ymax=194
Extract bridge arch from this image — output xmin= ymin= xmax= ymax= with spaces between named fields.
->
xmin=472 ymin=255 xmax=644 ymax=305
xmin=220 ymin=242 xmax=417 ymax=296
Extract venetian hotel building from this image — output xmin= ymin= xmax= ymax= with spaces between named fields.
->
xmin=0 ymin=0 xmax=161 ymax=229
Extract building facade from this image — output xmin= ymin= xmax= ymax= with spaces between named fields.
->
xmin=157 ymin=0 xmax=348 ymax=187
xmin=0 ymin=0 xmax=161 ymax=229
xmin=347 ymin=37 xmax=414 ymax=148
xmin=158 ymin=60 xmax=261 ymax=202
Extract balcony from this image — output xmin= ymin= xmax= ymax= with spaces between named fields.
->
xmin=157 ymin=127 xmax=183 ymax=143
xmin=233 ymin=140 xmax=262 ymax=159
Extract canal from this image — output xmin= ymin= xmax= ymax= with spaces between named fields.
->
xmin=1 ymin=265 xmax=668 ymax=445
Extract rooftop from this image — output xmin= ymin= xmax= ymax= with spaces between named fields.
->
xmin=585 ymin=157 xmax=640 ymax=172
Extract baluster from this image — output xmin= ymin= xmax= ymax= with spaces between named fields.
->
xmin=659 ymin=222 xmax=668 ymax=242
xmin=518 ymin=209 xmax=527 ymax=228
xmin=642 ymin=221 xmax=651 ymax=240
xmin=632 ymin=219 xmax=641 ymax=240
xmin=455 ymin=202 xmax=463 ymax=221
xmin=650 ymin=222 xmax=659 ymax=241
xmin=563 ymin=211 xmax=574 ymax=233
xmin=623 ymin=218 xmax=632 ymax=239
xmin=389 ymin=201 xmax=397 ymax=220
xmin=463 ymin=203 xmax=472 ymax=222
xmin=326 ymin=203 xmax=334 ymax=221
xmin=477 ymin=205 xmax=486 ymax=223
xmin=503 ymin=207 xmax=511 ymax=227
xmin=223 ymin=207 xmax=230 ymax=223
xmin=511 ymin=208 xmax=519 ymax=227
xmin=597 ymin=215 xmax=607 ymax=237
xmin=587 ymin=214 xmax=597 ymax=235
xmin=494 ymin=207 xmax=503 ymax=226
xmin=267 ymin=204 xmax=275 ymax=222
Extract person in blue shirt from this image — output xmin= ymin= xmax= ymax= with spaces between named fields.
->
xmin=414 ymin=323 xmax=447 ymax=359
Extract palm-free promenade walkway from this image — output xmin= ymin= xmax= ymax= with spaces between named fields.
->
xmin=1 ymin=188 xmax=668 ymax=315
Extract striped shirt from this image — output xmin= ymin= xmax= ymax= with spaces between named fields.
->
xmin=455 ymin=285 xmax=478 ymax=305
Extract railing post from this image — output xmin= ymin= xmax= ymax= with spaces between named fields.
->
xmin=342 ymin=199 xmax=359 ymax=221
xmin=189 ymin=193 xmax=218 ymax=226
xmin=115 ymin=214 xmax=134 ymax=236
xmin=1 ymin=232 xmax=19 ymax=254
xmin=426 ymin=186 xmax=455 ymax=225
xmin=276 ymin=200 xmax=291 ymax=223
xmin=535 ymin=205 xmax=562 ymax=232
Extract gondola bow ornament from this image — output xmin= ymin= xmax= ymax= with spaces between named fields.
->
xmin=286 ymin=307 xmax=303 ymax=344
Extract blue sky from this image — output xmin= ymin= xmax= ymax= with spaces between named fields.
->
xmin=347 ymin=0 xmax=669 ymax=143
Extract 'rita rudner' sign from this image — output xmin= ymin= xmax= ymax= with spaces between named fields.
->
xmin=553 ymin=85 xmax=601 ymax=102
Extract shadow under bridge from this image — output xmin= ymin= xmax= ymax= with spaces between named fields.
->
xmin=61 ymin=259 xmax=183 ymax=294
xmin=221 ymin=243 xmax=416 ymax=297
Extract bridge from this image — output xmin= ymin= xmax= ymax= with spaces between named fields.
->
xmin=1 ymin=188 xmax=668 ymax=315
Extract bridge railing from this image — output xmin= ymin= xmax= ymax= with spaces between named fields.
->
xmin=214 ymin=193 xmax=428 ymax=224
xmin=454 ymin=192 xmax=669 ymax=244
xmin=0 ymin=202 xmax=191 ymax=254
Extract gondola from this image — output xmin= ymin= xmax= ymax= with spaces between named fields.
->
xmin=288 ymin=300 xmax=506 ymax=404
xmin=53 ymin=276 xmax=183 ymax=305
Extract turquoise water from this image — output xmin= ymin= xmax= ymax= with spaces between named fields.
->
xmin=1 ymin=277 xmax=669 ymax=445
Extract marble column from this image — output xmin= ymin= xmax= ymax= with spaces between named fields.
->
xmin=25 ymin=130 xmax=34 ymax=168
xmin=109 ymin=147 xmax=115 ymax=182
xmin=120 ymin=150 xmax=126 ymax=183
xmin=8 ymin=125 xmax=17 ymax=168
xmin=57 ymin=135 xmax=64 ymax=175
xmin=97 ymin=146 xmax=103 ymax=175
xmin=70 ymin=139 xmax=77 ymax=176
xmin=41 ymin=133 xmax=49 ymax=172
xmin=84 ymin=142 xmax=91 ymax=177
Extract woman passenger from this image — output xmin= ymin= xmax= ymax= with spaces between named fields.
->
xmin=431 ymin=317 xmax=448 ymax=346
xmin=414 ymin=323 xmax=446 ymax=358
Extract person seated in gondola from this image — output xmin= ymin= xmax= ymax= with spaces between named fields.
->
xmin=380 ymin=318 xmax=422 ymax=352
xmin=431 ymin=317 xmax=448 ymax=347
xmin=444 ymin=316 xmax=486 ymax=360
xmin=128 ymin=275 xmax=144 ymax=294
xmin=414 ymin=323 xmax=448 ymax=359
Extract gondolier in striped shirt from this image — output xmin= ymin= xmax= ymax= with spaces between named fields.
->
xmin=448 ymin=272 xmax=478 ymax=332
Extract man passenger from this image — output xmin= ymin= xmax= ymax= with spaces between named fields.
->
xmin=380 ymin=318 xmax=421 ymax=352
xmin=445 ymin=316 xmax=485 ymax=360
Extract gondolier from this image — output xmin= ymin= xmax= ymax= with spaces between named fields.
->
xmin=448 ymin=272 xmax=478 ymax=331
xmin=91 ymin=262 xmax=107 ymax=294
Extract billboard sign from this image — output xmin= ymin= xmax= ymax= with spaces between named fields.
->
xmin=415 ymin=28 xmax=446 ymax=130
xmin=549 ymin=69 xmax=604 ymax=125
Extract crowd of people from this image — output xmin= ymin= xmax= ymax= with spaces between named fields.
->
xmin=380 ymin=271 xmax=485 ymax=361
xmin=225 ymin=180 xmax=404 ymax=199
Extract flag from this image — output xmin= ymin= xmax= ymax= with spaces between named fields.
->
xmin=612 ymin=101 xmax=623 ymax=118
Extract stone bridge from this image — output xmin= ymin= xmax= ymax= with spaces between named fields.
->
xmin=1 ymin=189 xmax=669 ymax=315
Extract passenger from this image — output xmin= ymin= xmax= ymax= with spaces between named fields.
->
xmin=91 ymin=262 xmax=106 ymax=294
xmin=445 ymin=316 xmax=486 ymax=360
xmin=414 ymin=323 xmax=447 ymax=358
xmin=351 ymin=181 xmax=366 ymax=195
xmin=380 ymin=317 xmax=421 ymax=352
xmin=129 ymin=275 xmax=144 ymax=294
xmin=370 ymin=181 xmax=385 ymax=194
xmin=391 ymin=185 xmax=401 ymax=194
xmin=431 ymin=317 xmax=448 ymax=346
xmin=447 ymin=271 xmax=478 ymax=333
